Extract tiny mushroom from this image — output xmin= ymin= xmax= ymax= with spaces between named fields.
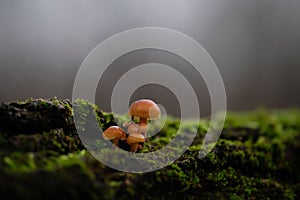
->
xmin=126 ymin=133 xmax=146 ymax=152
xmin=125 ymin=99 xmax=161 ymax=152
xmin=128 ymin=99 xmax=161 ymax=132
xmin=102 ymin=126 xmax=127 ymax=148
xmin=126 ymin=123 xmax=144 ymax=150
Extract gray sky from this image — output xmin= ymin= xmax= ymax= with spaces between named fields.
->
xmin=0 ymin=0 xmax=300 ymax=116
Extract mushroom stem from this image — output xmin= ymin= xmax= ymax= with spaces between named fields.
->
xmin=130 ymin=143 xmax=138 ymax=152
xmin=139 ymin=118 xmax=150 ymax=144
xmin=113 ymin=138 xmax=119 ymax=149
xmin=140 ymin=118 xmax=147 ymax=126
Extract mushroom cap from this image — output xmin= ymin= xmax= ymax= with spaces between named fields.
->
xmin=127 ymin=123 xmax=140 ymax=134
xmin=102 ymin=126 xmax=126 ymax=140
xmin=128 ymin=99 xmax=161 ymax=119
xmin=127 ymin=123 xmax=148 ymax=134
xmin=126 ymin=133 xmax=145 ymax=145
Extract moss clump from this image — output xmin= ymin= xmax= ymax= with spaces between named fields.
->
xmin=0 ymin=98 xmax=299 ymax=199
xmin=1 ymin=128 xmax=84 ymax=155
xmin=0 ymin=151 xmax=99 ymax=200
xmin=0 ymin=97 xmax=75 ymax=135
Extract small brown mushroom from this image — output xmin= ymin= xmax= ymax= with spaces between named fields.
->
xmin=127 ymin=123 xmax=140 ymax=134
xmin=128 ymin=99 xmax=161 ymax=136
xmin=126 ymin=133 xmax=145 ymax=152
xmin=102 ymin=126 xmax=126 ymax=148
xmin=126 ymin=123 xmax=145 ymax=151
xmin=123 ymin=99 xmax=161 ymax=152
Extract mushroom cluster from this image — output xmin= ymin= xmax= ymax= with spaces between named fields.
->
xmin=102 ymin=99 xmax=161 ymax=152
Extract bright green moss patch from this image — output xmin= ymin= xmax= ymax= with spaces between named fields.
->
xmin=0 ymin=98 xmax=299 ymax=199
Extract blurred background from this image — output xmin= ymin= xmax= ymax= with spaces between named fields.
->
xmin=0 ymin=0 xmax=299 ymax=117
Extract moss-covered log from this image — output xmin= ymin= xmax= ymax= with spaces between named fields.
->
xmin=0 ymin=98 xmax=299 ymax=199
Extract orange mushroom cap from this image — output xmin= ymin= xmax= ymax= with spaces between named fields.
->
xmin=127 ymin=123 xmax=140 ymax=134
xmin=102 ymin=126 xmax=126 ymax=140
xmin=128 ymin=99 xmax=161 ymax=120
xmin=126 ymin=133 xmax=145 ymax=145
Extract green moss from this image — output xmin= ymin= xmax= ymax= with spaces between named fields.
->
xmin=0 ymin=97 xmax=76 ymax=135
xmin=0 ymin=98 xmax=299 ymax=199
